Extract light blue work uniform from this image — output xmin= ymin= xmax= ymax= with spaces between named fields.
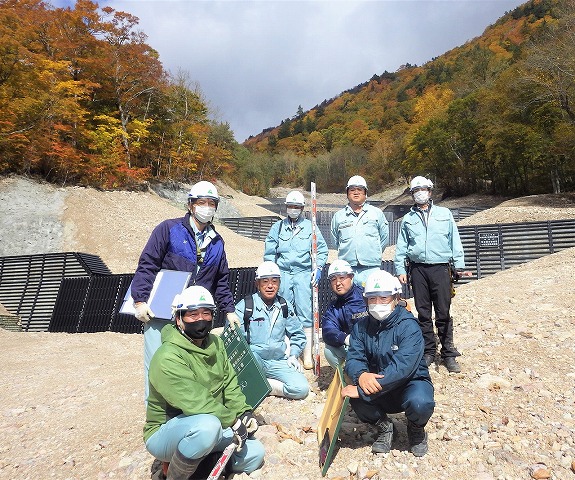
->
xmin=393 ymin=202 xmax=465 ymax=275
xmin=330 ymin=203 xmax=389 ymax=287
xmin=235 ymin=293 xmax=309 ymax=399
xmin=264 ymin=216 xmax=328 ymax=328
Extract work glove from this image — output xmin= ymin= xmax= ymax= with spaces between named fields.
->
xmin=134 ymin=302 xmax=155 ymax=323
xmin=344 ymin=334 xmax=351 ymax=346
xmin=231 ymin=418 xmax=248 ymax=450
xmin=239 ymin=411 xmax=259 ymax=435
xmin=287 ymin=355 xmax=302 ymax=372
xmin=227 ymin=312 xmax=241 ymax=328
xmin=311 ymin=267 xmax=322 ymax=286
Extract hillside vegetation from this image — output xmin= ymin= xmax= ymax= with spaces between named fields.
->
xmin=242 ymin=0 xmax=575 ymax=197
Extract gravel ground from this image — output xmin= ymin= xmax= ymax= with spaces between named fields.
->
xmin=1 ymin=175 xmax=575 ymax=480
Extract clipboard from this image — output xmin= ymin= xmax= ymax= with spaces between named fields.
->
xmin=120 ymin=269 xmax=192 ymax=320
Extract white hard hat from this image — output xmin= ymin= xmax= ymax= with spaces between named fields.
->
xmin=346 ymin=175 xmax=368 ymax=191
xmin=188 ymin=181 xmax=220 ymax=204
xmin=363 ymin=270 xmax=402 ymax=298
xmin=409 ymin=176 xmax=433 ymax=192
xmin=255 ymin=261 xmax=281 ymax=280
xmin=285 ymin=190 xmax=305 ymax=207
xmin=327 ymin=259 xmax=354 ymax=279
xmin=172 ymin=286 xmax=216 ymax=314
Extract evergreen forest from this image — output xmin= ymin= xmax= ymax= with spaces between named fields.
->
xmin=1 ymin=0 xmax=574 ymax=196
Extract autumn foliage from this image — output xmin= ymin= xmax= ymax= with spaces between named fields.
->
xmin=0 ymin=0 xmax=235 ymax=189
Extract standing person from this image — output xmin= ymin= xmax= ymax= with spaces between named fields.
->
xmin=263 ymin=190 xmax=328 ymax=369
xmin=322 ymin=259 xmax=368 ymax=369
xmin=234 ymin=261 xmax=309 ymax=400
xmin=394 ymin=175 xmax=466 ymax=373
xmin=130 ymin=180 xmax=241 ymax=398
xmin=330 ymin=175 xmax=389 ymax=288
xmin=144 ymin=285 xmax=264 ymax=480
xmin=342 ymin=270 xmax=435 ymax=457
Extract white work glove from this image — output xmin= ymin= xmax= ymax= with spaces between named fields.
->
xmin=287 ymin=355 xmax=302 ymax=372
xmin=344 ymin=334 xmax=350 ymax=346
xmin=311 ymin=267 xmax=322 ymax=287
xmin=227 ymin=312 xmax=241 ymax=328
xmin=239 ymin=411 xmax=259 ymax=435
xmin=134 ymin=302 xmax=155 ymax=323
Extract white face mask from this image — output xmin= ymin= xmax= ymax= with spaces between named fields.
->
xmin=194 ymin=205 xmax=216 ymax=224
xmin=286 ymin=207 xmax=301 ymax=219
xmin=413 ymin=190 xmax=430 ymax=205
xmin=369 ymin=303 xmax=394 ymax=321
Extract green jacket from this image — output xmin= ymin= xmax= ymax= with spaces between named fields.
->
xmin=143 ymin=324 xmax=251 ymax=442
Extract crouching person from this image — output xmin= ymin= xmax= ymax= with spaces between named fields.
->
xmin=144 ymin=286 xmax=264 ymax=479
xmin=342 ymin=270 xmax=434 ymax=457
xmin=234 ymin=261 xmax=309 ymax=399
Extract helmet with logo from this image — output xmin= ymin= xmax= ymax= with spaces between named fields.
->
xmin=409 ymin=176 xmax=433 ymax=192
xmin=327 ymin=259 xmax=354 ymax=280
xmin=255 ymin=261 xmax=281 ymax=280
xmin=363 ymin=270 xmax=402 ymax=298
xmin=188 ymin=181 xmax=220 ymax=207
xmin=172 ymin=286 xmax=216 ymax=315
xmin=285 ymin=190 xmax=305 ymax=207
xmin=346 ymin=175 xmax=368 ymax=192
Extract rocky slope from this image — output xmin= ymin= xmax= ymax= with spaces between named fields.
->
xmin=1 ymin=175 xmax=575 ymax=480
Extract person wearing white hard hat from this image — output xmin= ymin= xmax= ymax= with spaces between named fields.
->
xmin=131 ymin=180 xmax=240 ymax=401
xmin=321 ymin=259 xmax=368 ymax=369
xmin=341 ymin=270 xmax=434 ymax=457
xmin=234 ymin=261 xmax=309 ymax=399
xmin=144 ymin=286 xmax=264 ymax=480
xmin=394 ymin=176 xmax=467 ymax=373
xmin=263 ymin=190 xmax=328 ymax=370
xmin=330 ymin=175 xmax=389 ymax=288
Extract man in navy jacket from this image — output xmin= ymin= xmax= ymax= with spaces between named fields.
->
xmin=322 ymin=259 xmax=368 ymax=369
xmin=131 ymin=181 xmax=238 ymax=401
xmin=342 ymin=270 xmax=435 ymax=457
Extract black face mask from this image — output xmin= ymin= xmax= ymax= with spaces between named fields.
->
xmin=182 ymin=320 xmax=212 ymax=339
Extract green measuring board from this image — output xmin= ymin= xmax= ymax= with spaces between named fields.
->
xmin=221 ymin=324 xmax=271 ymax=409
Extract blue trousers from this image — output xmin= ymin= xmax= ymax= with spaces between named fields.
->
xmin=143 ymin=318 xmax=172 ymax=401
xmin=253 ymin=354 xmax=309 ymax=399
xmin=324 ymin=343 xmax=347 ymax=370
xmin=279 ymin=270 xmax=312 ymax=328
xmin=351 ymin=266 xmax=381 ymax=289
xmin=350 ymin=378 xmax=435 ymax=427
xmin=145 ymin=413 xmax=265 ymax=473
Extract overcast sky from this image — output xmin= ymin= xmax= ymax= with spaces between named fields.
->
xmin=55 ymin=1 xmax=526 ymax=142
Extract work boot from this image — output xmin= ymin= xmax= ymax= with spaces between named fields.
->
xmin=423 ymin=354 xmax=435 ymax=367
xmin=372 ymin=416 xmax=395 ymax=454
xmin=166 ymin=449 xmax=205 ymax=480
xmin=407 ymin=420 xmax=428 ymax=457
xmin=303 ymin=327 xmax=313 ymax=369
xmin=443 ymin=357 xmax=461 ymax=373
xmin=267 ymin=378 xmax=285 ymax=397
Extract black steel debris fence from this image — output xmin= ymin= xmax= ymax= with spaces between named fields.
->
xmin=0 ymin=219 xmax=573 ymax=334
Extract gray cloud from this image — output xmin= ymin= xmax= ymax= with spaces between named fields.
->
xmin=90 ymin=1 xmax=525 ymax=141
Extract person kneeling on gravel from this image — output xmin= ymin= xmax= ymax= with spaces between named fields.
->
xmin=144 ymin=286 xmax=264 ymax=480
xmin=341 ymin=270 xmax=435 ymax=457
xmin=233 ymin=261 xmax=310 ymax=400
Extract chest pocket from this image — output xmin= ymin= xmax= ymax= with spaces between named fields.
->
xmin=337 ymin=221 xmax=354 ymax=242
xmin=432 ymin=216 xmax=450 ymax=237
xmin=404 ymin=218 xmax=424 ymax=241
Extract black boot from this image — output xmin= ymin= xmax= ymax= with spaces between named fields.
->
xmin=407 ymin=420 xmax=428 ymax=457
xmin=372 ymin=416 xmax=395 ymax=453
xmin=166 ymin=449 xmax=205 ymax=480
xmin=443 ymin=357 xmax=461 ymax=373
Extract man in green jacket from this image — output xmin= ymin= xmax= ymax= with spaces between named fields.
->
xmin=144 ymin=286 xmax=264 ymax=480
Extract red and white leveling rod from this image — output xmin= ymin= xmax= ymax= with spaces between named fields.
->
xmin=311 ymin=182 xmax=320 ymax=377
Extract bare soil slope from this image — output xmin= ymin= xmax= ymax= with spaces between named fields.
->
xmin=1 ymin=175 xmax=575 ymax=480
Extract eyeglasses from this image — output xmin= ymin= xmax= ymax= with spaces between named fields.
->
xmin=411 ymin=187 xmax=429 ymax=193
xmin=329 ymin=274 xmax=350 ymax=284
xmin=259 ymin=278 xmax=280 ymax=286
xmin=366 ymin=296 xmax=395 ymax=305
xmin=182 ymin=309 xmax=213 ymax=320
xmin=348 ymin=187 xmax=365 ymax=193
